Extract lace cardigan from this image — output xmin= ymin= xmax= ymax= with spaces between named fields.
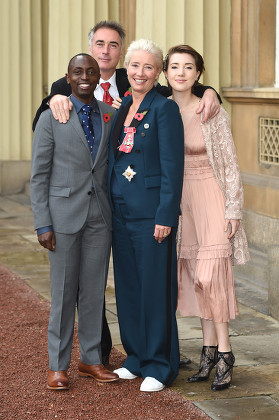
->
xmin=199 ymin=106 xmax=250 ymax=265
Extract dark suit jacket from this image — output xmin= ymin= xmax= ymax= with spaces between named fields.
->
xmin=108 ymin=87 xmax=184 ymax=227
xmin=32 ymin=67 xmax=221 ymax=131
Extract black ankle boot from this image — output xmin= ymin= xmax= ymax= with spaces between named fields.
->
xmin=188 ymin=346 xmax=218 ymax=383
xmin=211 ymin=350 xmax=235 ymax=391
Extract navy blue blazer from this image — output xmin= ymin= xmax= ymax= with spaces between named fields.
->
xmin=108 ymin=87 xmax=184 ymax=227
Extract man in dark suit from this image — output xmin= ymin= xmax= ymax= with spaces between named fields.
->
xmin=31 ymin=54 xmax=119 ymax=390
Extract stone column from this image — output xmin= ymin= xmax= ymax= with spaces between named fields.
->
xmin=268 ymin=246 xmax=279 ymax=320
xmin=0 ymin=0 xmax=44 ymax=193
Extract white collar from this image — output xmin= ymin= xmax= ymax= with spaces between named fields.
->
xmin=97 ymin=72 xmax=117 ymax=89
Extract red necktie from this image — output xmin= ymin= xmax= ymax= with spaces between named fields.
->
xmin=101 ymin=82 xmax=113 ymax=105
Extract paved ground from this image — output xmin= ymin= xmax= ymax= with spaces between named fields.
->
xmin=0 ymin=192 xmax=279 ymax=419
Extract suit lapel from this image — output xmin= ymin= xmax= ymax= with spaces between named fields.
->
xmin=135 ymin=87 xmax=157 ymax=114
xmin=68 ymin=108 xmax=92 ymax=162
xmin=112 ymin=99 xmax=132 ymax=157
xmin=68 ymin=102 xmax=114 ymax=168
xmin=112 ymin=87 xmax=158 ymax=158
xmin=93 ymin=101 xmax=111 ymax=166
xmin=129 ymin=87 xmax=157 ymax=131
xmin=115 ymin=68 xmax=130 ymax=97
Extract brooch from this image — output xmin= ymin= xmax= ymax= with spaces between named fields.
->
xmin=122 ymin=165 xmax=136 ymax=182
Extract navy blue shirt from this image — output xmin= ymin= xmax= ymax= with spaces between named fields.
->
xmin=37 ymin=95 xmax=102 ymax=237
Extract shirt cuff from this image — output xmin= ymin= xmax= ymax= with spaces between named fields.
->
xmin=37 ymin=226 xmax=53 ymax=236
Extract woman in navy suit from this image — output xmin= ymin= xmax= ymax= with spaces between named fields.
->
xmin=108 ymin=39 xmax=184 ymax=392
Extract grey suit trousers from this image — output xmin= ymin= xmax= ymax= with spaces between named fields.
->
xmin=48 ymin=191 xmax=111 ymax=370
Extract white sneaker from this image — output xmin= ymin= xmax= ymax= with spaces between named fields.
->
xmin=140 ymin=376 xmax=165 ymax=392
xmin=113 ymin=367 xmax=138 ymax=379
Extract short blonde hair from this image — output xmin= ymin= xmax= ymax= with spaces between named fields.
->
xmin=124 ymin=39 xmax=163 ymax=71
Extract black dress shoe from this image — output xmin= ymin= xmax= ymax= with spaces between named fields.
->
xmin=179 ymin=357 xmax=191 ymax=367
xmin=102 ymin=355 xmax=110 ymax=366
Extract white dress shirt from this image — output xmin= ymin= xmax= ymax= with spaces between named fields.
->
xmin=94 ymin=72 xmax=119 ymax=102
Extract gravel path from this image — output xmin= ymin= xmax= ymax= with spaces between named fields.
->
xmin=0 ymin=264 xmax=211 ymax=420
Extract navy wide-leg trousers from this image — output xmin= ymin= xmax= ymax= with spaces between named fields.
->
xmin=112 ymin=196 xmax=179 ymax=385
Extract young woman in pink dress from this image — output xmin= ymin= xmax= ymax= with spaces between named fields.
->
xmin=163 ymin=45 xmax=249 ymax=391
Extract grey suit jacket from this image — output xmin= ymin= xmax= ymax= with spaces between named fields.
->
xmin=31 ymin=100 xmax=116 ymax=234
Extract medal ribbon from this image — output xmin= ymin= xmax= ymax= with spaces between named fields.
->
xmin=119 ymin=127 xmax=136 ymax=153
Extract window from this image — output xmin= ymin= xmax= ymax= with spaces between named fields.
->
xmin=259 ymin=117 xmax=279 ymax=165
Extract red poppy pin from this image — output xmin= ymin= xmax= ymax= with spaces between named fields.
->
xmin=124 ymin=87 xmax=132 ymax=97
xmin=103 ymin=112 xmax=112 ymax=122
xmin=134 ymin=110 xmax=148 ymax=121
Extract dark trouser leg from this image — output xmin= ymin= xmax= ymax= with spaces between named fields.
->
xmin=112 ymin=196 xmax=179 ymax=385
xmin=101 ymin=304 xmax=112 ymax=364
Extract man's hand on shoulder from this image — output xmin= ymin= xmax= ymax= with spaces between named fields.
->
xmin=50 ymin=95 xmax=73 ymax=123
xmin=196 ymin=89 xmax=220 ymax=123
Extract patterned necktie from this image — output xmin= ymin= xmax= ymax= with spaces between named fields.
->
xmin=101 ymin=82 xmax=113 ymax=105
xmin=81 ymin=105 xmax=94 ymax=155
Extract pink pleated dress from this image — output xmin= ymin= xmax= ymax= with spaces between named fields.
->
xmin=177 ymin=113 xmax=239 ymax=323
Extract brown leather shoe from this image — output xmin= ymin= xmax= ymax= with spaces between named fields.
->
xmin=78 ymin=362 xmax=119 ymax=383
xmin=47 ymin=370 xmax=69 ymax=390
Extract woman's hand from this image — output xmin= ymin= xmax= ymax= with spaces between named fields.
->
xmin=112 ymin=96 xmax=122 ymax=110
xmin=154 ymin=225 xmax=171 ymax=243
xmin=49 ymin=94 xmax=73 ymax=123
xmin=196 ymin=89 xmax=220 ymax=122
xmin=225 ymin=219 xmax=240 ymax=239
